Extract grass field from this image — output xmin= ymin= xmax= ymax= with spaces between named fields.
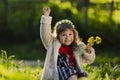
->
xmin=0 ymin=43 xmax=120 ymax=80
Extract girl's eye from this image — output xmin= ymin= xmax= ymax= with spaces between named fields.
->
xmin=62 ymin=34 xmax=65 ymax=36
xmin=61 ymin=33 xmax=73 ymax=36
xmin=69 ymin=33 xmax=72 ymax=36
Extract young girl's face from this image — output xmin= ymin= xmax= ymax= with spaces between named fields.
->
xmin=59 ymin=29 xmax=74 ymax=46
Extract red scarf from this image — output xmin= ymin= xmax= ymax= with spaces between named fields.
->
xmin=59 ymin=45 xmax=75 ymax=67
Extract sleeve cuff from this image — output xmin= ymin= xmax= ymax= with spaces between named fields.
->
xmin=82 ymin=48 xmax=96 ymax=64
xmin=40 ymin=15 xmax=52 ymax=24
xmin=84 ymin=48 xmax=95 ymax=57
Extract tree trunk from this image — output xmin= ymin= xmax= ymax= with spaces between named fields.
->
xmin=3 ymin=0 xmax=8 ymax=27
xmin=110 ymin=0 xmax=114 ymax=24
xmin=76 ymin=0 xmax=89 ymax=27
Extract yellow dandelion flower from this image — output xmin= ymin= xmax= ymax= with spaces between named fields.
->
xmin=87 ymin=36 xmax=94 ymax=46
xmin=36 ymin=69 xmax=41 ymax=74
xmin=95 ymin=36 xmax=102 ymax=44
xmin=31 ymin=74 xmax=36 ymax=79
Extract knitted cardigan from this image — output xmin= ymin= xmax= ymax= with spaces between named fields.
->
xmin=40 ymin=15 xmax=96 ymax=80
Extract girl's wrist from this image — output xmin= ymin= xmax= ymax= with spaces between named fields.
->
xmin=44 ymin=13 xmax=50 ymax=17
xmin=40 ymin=15 xmax=52 ymax=24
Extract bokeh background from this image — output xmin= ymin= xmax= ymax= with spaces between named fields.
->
xmin=0 ymin=0 xmax=120 ymax=65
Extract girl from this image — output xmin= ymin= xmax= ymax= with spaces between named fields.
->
xmin=40 ymin=7 xmax=95 ymax=80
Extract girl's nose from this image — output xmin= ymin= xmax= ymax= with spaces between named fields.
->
xmin=65 ymin=35 xmax=69 ymax=39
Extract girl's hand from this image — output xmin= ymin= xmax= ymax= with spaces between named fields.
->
xmin=85 ymin=45 xmax=92 ymax=54
xmin=43 ymin=7 xmax=51 ymax=16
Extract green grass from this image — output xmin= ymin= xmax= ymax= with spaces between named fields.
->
xmin=0 ymin=50 xmax=120 ymax=80
xmin=0 ymin=42 xmax=120 ymax=80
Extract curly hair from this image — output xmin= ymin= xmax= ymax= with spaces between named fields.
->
xmin=53 ymin=19 xmax=82 ymax=51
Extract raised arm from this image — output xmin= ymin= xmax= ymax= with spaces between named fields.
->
xmin=40 ymin=7 xmax=53 ymax=49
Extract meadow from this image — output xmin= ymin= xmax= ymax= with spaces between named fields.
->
xmin=0 ymin=50 xmax=120 ymax=80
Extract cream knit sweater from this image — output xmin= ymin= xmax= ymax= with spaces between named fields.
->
xmin=40 ymin=15 xmax=96 ymax=80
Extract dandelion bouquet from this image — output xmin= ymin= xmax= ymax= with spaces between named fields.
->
xmin=78 ymin=36 xmax=102 ymax=56
xmin=87 ymin=36 xmax=102 ymax=46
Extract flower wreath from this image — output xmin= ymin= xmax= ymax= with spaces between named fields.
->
xmin=54 ymin=19 xmax=75 ymax=29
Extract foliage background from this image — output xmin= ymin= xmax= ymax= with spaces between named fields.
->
xmin=0 ymin=0 xmax=120 ymax=65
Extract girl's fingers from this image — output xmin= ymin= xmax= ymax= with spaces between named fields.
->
xmin=43 ymin=7 xmax=50 ymax=12
xmin=86 ymin=45 xmax=92 ymax=54
xmin=42 ymin=7 xmax=51 ymax=16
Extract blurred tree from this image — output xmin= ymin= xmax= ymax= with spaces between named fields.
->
xmin=59 ymin=0 xmax=90 ymax=27
xmin=3 ymin=0 xmax=8 ymax=27
xmin=76 ymin=0 xmax=90 ymax=27
xmin=110 ymin=0 xmax=115 ymax=24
